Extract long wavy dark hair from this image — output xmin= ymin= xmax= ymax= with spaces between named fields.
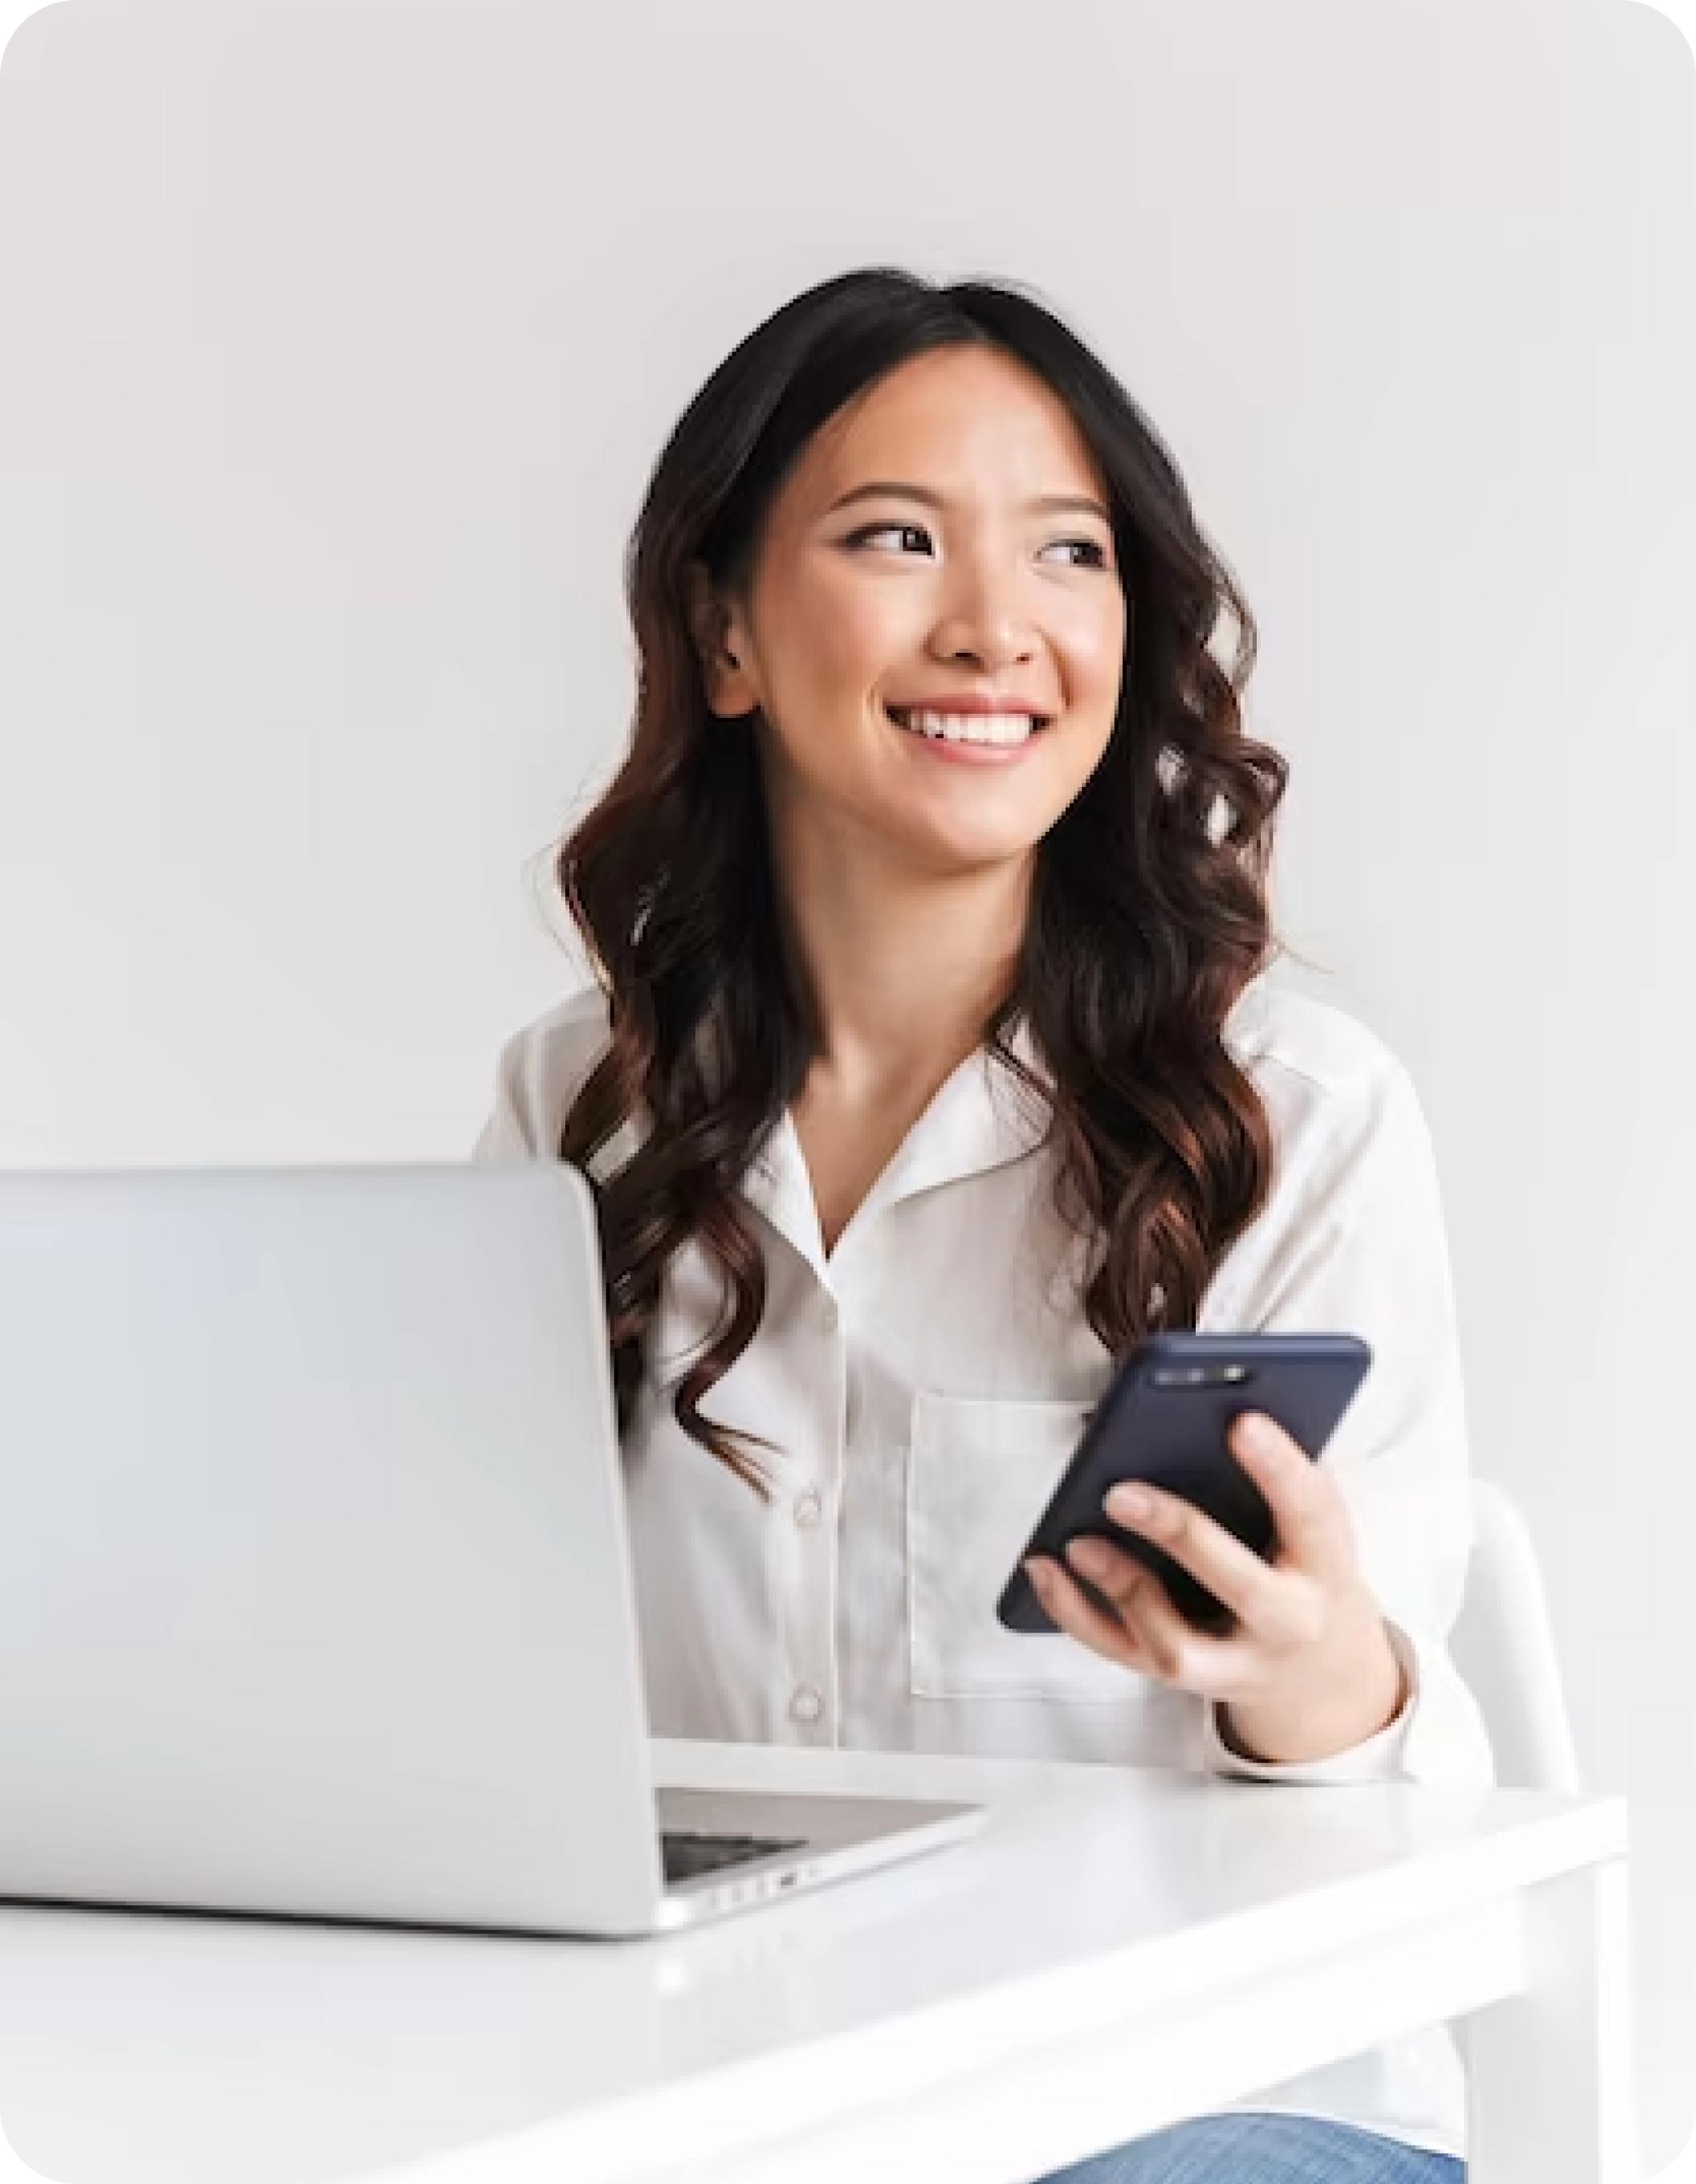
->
xmin=554 ymin=265 xmax=1302 ymax=1500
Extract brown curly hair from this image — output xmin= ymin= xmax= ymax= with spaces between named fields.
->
xmin=552 ymin=265 xmax=1302 ymax=1500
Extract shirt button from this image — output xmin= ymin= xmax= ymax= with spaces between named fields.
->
xmin=793 ymin=1489 xmax=822 ymax=1528
xmin=821 ymin=1297 xmax=839 ymax=1333
xmin=789 ymin=1685 xmax=824 ymax=1725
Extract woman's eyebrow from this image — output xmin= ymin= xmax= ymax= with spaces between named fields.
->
xmin=824 ymin=480 xmax=1112 ymax=524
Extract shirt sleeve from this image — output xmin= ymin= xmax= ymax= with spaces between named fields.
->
xmin=1201 ymin=1617 xmax=1421 ymax=1781
xmin=1200 ymin=1053 xmax=1497 ymax=1789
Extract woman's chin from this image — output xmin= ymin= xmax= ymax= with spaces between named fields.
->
xmin=879 ymin=813 xmax=1050 ymax=876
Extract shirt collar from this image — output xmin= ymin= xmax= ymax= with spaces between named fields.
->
xmin=740 ymin=1013 xmax=1056 ymax=1281
xmin=594 ymin=972 xmax=1273 ymax=1284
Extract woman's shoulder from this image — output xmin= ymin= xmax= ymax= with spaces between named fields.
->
xmin=1223 ymin=968 xmax=1434 ymax=1221
xmin=1225 ymin=968 xmax=1407 ymax=1100
xmin=475 ymin=981 xmax=614 ymax=1161
xmin=510 ymin=980 xmax=614 ymax=1051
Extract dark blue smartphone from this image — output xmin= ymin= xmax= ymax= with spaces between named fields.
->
xmin=995 ymin=1332 xmax=1372 ymax=1638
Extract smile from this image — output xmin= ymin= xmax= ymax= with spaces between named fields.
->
xmin=885 ymin=706 xmax=1050 ymax=748
xmin=883 ymin=705 xmax=1050 ymax=766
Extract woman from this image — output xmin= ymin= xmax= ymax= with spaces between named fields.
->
xmin=475 ymin=266 xmax=1491 ymax=2183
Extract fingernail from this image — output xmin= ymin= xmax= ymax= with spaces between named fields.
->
xmin=1108 ymin=1483 xmax=1156 ymax=1520
xmin=1237 ymin=1413 xmax=1278 ymax=1453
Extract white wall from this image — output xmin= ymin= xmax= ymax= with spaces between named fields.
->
xmin=1 ymin=0 xmax=1692 ymax=2163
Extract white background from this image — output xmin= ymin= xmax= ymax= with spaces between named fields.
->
xmin=0 ymin=0 xmax=1692 ymax=2168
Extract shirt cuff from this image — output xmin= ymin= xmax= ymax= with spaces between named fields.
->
xmin=1201 ymin=1618 xmax=1420 ymax=1783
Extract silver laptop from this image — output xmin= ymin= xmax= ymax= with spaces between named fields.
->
xmin=0 ymin=1160 xmax=982 ymax=1936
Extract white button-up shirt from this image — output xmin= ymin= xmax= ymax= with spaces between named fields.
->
xmin=473 ymin=968 xmax=1494 ymax=2160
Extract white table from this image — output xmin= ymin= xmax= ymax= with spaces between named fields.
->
xmin=0 ymin=1738 xmax=1632 ymax=2184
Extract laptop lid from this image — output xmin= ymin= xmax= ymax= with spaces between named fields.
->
xmin=0 ymin=1161 xmax=669 ymax=1933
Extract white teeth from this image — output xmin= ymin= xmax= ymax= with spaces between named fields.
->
xmin=889 ymin=707 xmax=1041 ymax=746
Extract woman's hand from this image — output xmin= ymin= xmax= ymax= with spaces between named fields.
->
xmin=1023 ymin=1410 xmax=1408 ymax=1765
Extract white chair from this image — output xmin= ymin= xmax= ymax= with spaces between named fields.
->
xmin=1449 ymin=1476 xmax=1584 ymax=1794
xmin=1449 ymin=1483 xmax=1696 ymax=2184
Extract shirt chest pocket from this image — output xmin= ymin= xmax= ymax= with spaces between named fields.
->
xmin=907 ymin=1391 xmax=1143 ymax=1704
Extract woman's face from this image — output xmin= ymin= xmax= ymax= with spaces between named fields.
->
xmin=687 ymin=345 xmax=1127 ymax=880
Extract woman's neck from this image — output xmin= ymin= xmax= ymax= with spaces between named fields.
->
xmin=773 ymin=832 xmax=1034 ymax=1106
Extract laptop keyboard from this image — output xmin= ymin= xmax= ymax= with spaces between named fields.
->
xmin=660 ymin=1829 xmax=808 ymax=1885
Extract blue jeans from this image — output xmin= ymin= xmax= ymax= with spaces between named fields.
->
xmin=1032 ymin=2111 xmax=1466 ymax=2184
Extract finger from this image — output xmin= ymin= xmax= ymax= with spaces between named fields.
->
xmin=1101 ymin=1479 xmax=1320 ymax=1650
xmin=1061 ymin=1528 xmax=1145 ymax=1614
xmin=1025 ymin=1554 xmax=1152 ymax=1677
xmin=1103 ymin=1556 xmax=1241 ymax=1698
xmin=1228 ymin=1412 xmax=1360 ymax=1589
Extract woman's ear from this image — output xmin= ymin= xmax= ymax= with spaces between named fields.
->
xmin=683 ymin=559 xmax=754 ymax=719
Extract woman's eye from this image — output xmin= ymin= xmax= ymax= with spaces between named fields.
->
xmin=845 ymin=523 xmax=1107 ymax=568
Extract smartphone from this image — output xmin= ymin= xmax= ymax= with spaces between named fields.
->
xmin=995 ymin=1332 xmax=1372 ymax=1639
